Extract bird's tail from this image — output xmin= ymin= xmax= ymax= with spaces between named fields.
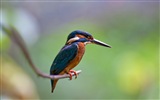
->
xmin=51 ymin=79 xmax=58 ymax=93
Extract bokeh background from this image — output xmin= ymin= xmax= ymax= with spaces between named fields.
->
xmin=1 ymin=0 xmax=159 ymax=99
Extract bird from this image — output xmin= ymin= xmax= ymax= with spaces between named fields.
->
xmin=50 ymin=30 xmax=111 ymax=93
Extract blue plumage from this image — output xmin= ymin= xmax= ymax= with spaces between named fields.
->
xmin=49 ymin=30 xmax=111 ymax=93
xmin=50 ymin=43 xmax=78 ymax=92
xmin=66 ymin=30 xmax=92 ymax=43
xmin=50 ymin=43 xmax=78 ymax=75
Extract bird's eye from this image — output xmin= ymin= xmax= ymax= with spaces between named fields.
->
xmin=87 ymin=36 xmax=93 ymax=40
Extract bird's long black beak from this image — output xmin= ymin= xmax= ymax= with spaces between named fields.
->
xmin=91 ymin=39 xmax=111 ymax=48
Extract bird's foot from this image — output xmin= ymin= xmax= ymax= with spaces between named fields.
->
xmin=68 ymin=70 xmax=78 ymax=80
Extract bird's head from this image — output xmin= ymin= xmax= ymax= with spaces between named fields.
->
xmin=66 ymin=30 xmax=111 ymax=48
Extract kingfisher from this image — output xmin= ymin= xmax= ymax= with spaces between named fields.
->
xmin=50 ymin=30 xmax=111 ymax=93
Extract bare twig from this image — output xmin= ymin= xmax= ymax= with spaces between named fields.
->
xmin=2 ymin=25 xmax=81 ymax=80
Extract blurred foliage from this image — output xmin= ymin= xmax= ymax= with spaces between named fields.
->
xmin=1 ymin=26 xmax=39 ymax=99
xmin=0 ymin=56 xmax=39 ymax=99
xmin=1 ymin=1 xmax=159 ymax=100
xmin=0 ymin=33 xmax=10 ymax=52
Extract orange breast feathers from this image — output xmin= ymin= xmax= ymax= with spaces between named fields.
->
xmin=60 ymin=42 xmax=85 ymax=74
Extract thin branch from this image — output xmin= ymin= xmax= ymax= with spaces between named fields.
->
xmin=2 ymin=25 xmax=81 ymax=80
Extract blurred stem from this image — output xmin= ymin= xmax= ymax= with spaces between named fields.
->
xmin=2 ymin=25 xmax=81 ymax=80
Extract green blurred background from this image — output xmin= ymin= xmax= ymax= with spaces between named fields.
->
xmin=1 ymin=1 xmax=159 ymax=99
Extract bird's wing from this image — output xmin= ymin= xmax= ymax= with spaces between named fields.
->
xmin=50 ymin=43 xmax=78 ymax=75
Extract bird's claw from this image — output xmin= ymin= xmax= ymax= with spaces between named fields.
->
xmin=68 ymin=70 xmax=78 ymax=80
